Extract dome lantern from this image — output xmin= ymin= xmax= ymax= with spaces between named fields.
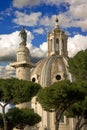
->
xmin=47 ymin=17 xmax=68 ymax=57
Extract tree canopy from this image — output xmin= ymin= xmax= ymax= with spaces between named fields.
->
xmin=0 ymin=78 xmax=41 ymax=130
xmin=65 ymin=96 xmax=87 ymax=130
xmin=0 ymin=78 xmax=41 ymax=104
xmin=7 ymin=107 xmax=41 ymax=130
xmin=68 ymin=49 xmax=87 ymax=81
xmin=37 ymin=80 xmax=86 ymax=130
xmin=0 ymin=107 xmax=41 ymax=130
xmin=68 ymin=49 xmax=87 ymax=130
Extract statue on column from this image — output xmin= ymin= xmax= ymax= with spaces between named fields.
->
xmin=19 ymin=26 xmax=27 ymax=43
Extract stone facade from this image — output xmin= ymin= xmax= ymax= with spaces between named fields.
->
xmin=11 ymin=41 xmax=34 ymax=81
xmin=11 ymin=19 xmax=76 ymax=130
xmin=31 ymin=18 xmax=73 ymax=130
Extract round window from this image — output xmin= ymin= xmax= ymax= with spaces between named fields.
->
xmin=32 ymin=77 xmax=36 ymax=82
xmin=56 ymin=75 xmax=61 ymax=80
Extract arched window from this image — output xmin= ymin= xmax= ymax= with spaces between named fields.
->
xmin=56 ymin=38 xmax=59 ymax=53
xmin=62 ymin=39 xmax=64 ymax=53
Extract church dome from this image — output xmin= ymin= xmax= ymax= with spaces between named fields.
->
xmin=31 ymin=18 xmax=69 ymax=87
xmin=31 ymin=55 xmax=69 ymax=87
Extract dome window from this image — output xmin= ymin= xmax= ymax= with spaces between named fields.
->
xmin=56 ymin=39 xmax=59 ymax=51
xmin=56 ymin=75 xmax=61 ymax=80
xmin=32 ymin=77 xmax=36 ymax=82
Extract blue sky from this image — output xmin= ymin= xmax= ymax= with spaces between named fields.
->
xmin=0 ymin=0 xmax=69 ymax=46
xmin=0 ymin=0 xmax=87 ymax=78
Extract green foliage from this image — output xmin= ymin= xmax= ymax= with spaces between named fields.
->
xmin=68 ymin=49 xmax=87 ymax=80
xmin=68 ymin=49 xmax=87 ymax=130
xmin=0 ymin=78 xmax=13 ymax=102
xmin=0 ymin=107 xmax=41 ymax=130
xmin=6 ymin=107 xmax=41 ymax=129
xmin=0 ymin=78 xmax=41 ymax=104
xmin=37 ymin=80 xmax=86 ymax=130
xmin=0 ymin=78 xmax=41 ymax=130
xmin=37 ymin=80 xmax=86 ymax=112
xmin=64 ymin=81 xmax=87 ymax=130
xmin=65 ymin=97 xmax=87 ymax=130
xmin=0 ymin=113 xmax=3 ymax=128
xmin=65 ymin=82 xmax=87 ymax=118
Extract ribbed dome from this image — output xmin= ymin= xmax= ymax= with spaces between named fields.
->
xmin=31 ymin=55 xmax=69 ymax=87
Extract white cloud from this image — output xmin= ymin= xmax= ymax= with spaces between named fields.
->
xmin=13 ymin=11 xmax=42 ymax=26
xmin=65 ymin=0 xmax=87 ymax=31
xmin=42 ymin=0 xmax=87 ymax=31
xmin=0 ymin=31 xmax=33 ymax=61
xmin=40 ymin=15 xmax=55 ymax=27
xmin=13 ymin=0 xmax=68 ymax=8
xmin=0 ymin=31 xmax=19 ymax=59
xmin=13 ymin=0 xmax=41 ymax=8
xmin=44 ymin=0 xmax=66 ymax=5
xmin=12 ymin=0 xmax=65 ymax=8
xmin=76 ymin=19 xmax=87 ymax=32
xmin=12 ymin=0 xmax=87 ymax=31
xmin=39 ymin=11 xmax=87 ymax=32
xmin=27 ymin=42 xmax=47 ymax=58
xmin=68 ymin=34 xmax=87 ymax=57
xmin=33 ymin=28 xmax=44 ymax=34
xmin=0 ymin=30 xmax=87 ymax=60
xmin=38 ymin=34 xmax=87 ymax=58
xmin=39 ymin=42 xmax=47 ymax=53
xmin=0 ymin=65 xmax=15 ymax=79
xmin=0 ymin=31 xmax=87 ymax=78
xmin=0 ymin=30 xmax=47 ymax=62
xmin=69 ymin=4 xmax=87 ymax=20
xmin=0 ymin=30 xmax=47 ymax=78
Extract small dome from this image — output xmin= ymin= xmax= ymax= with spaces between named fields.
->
xmin=31 ymin=55 xmax=69 ymax=87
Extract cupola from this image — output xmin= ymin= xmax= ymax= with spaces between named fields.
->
xmin=47 ymin=18 xmax=68 ymax=57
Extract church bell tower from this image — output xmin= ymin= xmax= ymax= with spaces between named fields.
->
xmin=47 ymin=18 xmax=68 ymax=57
xmin=11 ymin=26 xmax=34 ymax=81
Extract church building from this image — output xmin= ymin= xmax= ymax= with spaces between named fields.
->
xmin=11 ymin=18 xmax=74 ymax=130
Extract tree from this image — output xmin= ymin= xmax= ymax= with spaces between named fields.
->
xmin=68 ymin=49 xmax=87 ymax=81
xmin=0 ymin=113 xmax=3 ymax=128
xmin=0 ymin=78 xmax=41 ymax=130
xmin=0 ymin=107 xmax=41 ymax=130
xmin=68 ymin=49 xmax=87 ymax=130
xmin=65 ymin=81 xmax=87 ymax=130
xmin=65 ymin=98 xmax=87 ymax=130
xmin=37 ymin=80 xmax=86 ymax=130
xmin=6 ymin=107 xmax=41 ymax=130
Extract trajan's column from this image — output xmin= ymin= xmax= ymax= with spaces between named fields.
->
xmin=11 ymin=26 xmax=34 ymax=81
xmin=11 ymin=26 xmax=35 ymax=109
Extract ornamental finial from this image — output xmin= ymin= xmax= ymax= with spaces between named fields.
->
xmin=55 ymin=16 xmax=59 ymax=29
xmin=56 ymin=17 xmax=58 ymax=23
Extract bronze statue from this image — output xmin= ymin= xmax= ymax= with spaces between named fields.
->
xmin=19 ymin=26 xmax=27 ymax=42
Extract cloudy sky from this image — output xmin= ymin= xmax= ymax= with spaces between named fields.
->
xmin=0 ymin=0 xmax=87 ymax=78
